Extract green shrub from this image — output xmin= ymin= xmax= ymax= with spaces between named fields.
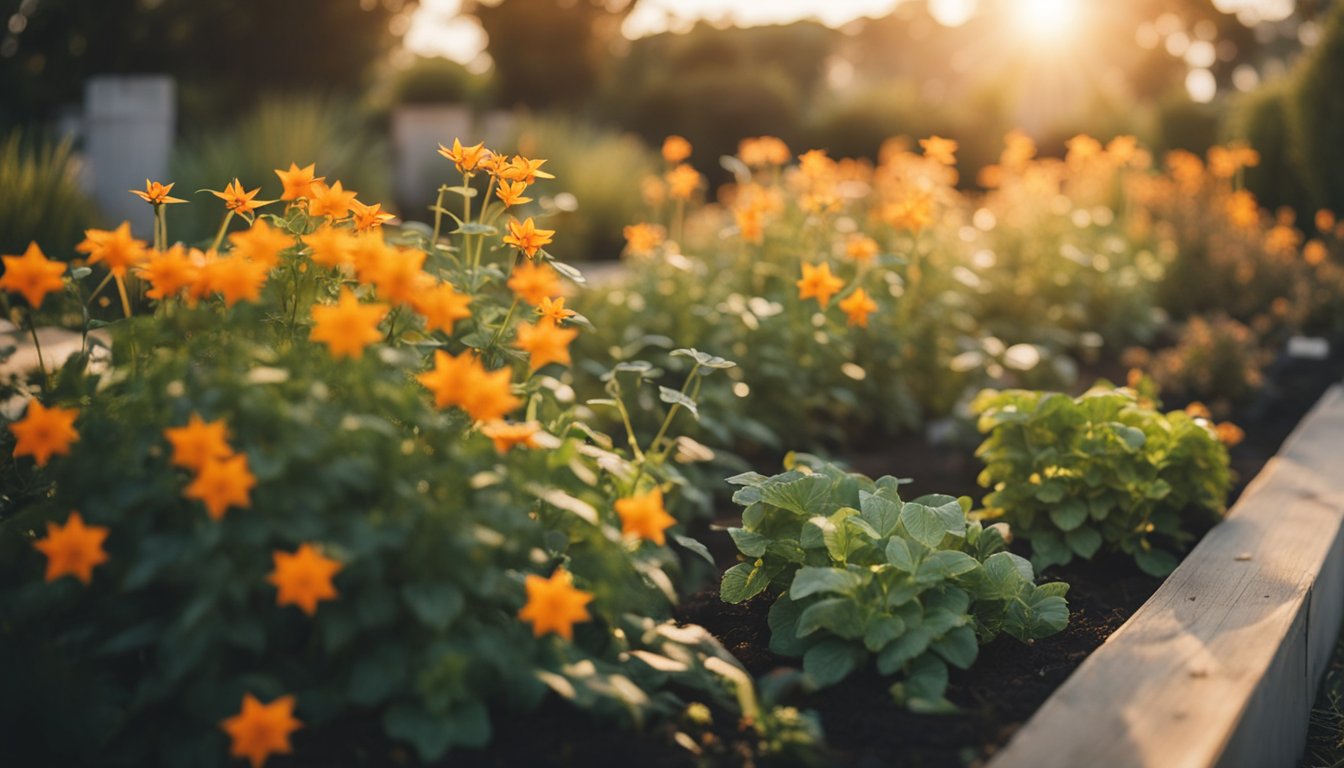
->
xmin=0 ymin=130 xmax=102 ymax=258
xmin=0 ymin=143 xmax=814 ymax=766
xmin=972 ymin=384 xmax=1232 ymax=576
xmin=171 ymin=96 xmax=393 ymax=244
xmin=384 ymin=56 xmax=492 ymax=107
xmin=1228 ymin=80 xmax=1313 ymax=216
xmin=1287 ymin=3 xmax=1344 ymax=218
xmin=1144 ymin=313 xmax=1269 ymax=417
xmin=720 ymin=458 xmax=1069 ymax=710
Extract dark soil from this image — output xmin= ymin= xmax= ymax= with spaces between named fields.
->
xmin=423 ymin=351 xmax=1344 ymax=768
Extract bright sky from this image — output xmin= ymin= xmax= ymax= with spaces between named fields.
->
xmin=405 ymin=0 xmax=917 ymax=62
xmin=404 ymin=0 xmax=1301 ymax=65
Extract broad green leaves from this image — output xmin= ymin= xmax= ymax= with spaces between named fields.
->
xmin=974 ymin=384 xmax=1231 ymax=575
xmin=722 ymin=460 xmax=1070 ymax=710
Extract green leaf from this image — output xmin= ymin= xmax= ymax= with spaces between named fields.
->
xmin=671 ymin=347 xmax=737 ymax=370
xmin=548 ymin=260 xmax=587 ymax=284
xmin=902 ymin=654 xmax=951 ymax=709
xmin=452 ymin=222 xmax=497 ymax=236
xmin=658 ymin=386 xmax=699 ymax=419
xmin=1134 ymin=546 xmax=1178 ymax=577
xmin=720 ymin=562 xmax=770 ymax=603
xmin=900 ymin=503 xmax=947 ymax=549
xmin=876 ymin=627 xmax=934 ymax=674
xmin=673 ymin=534 xmax=716 ymax=566
xmin=1065 ymin=527 xmax=1103 ymax=558
xmin=349 ymin=646 xmax=407 ymax=706
xmin=401 ymin=583 xmax=464 ymax=630
xmin=1113 ymin=424 xmax=1147 ymax=451
xmin=859 ymin=491 xmax=902 ymax=537
xmin=384 ymin=703 xmax=454 ymax=762
xmin=915 ymin=550 xmax=980 ymax=583
xmin=790 ymin=566 xmax=866 ymax=600
xmin=978 ymin=551 xmax=1031 ymax=599
xmin=932 ymin=625 xmax=979 ymax=669
xmin=761 ymin=474 xmax=832 ymax=517
xmin=1034 ymin=482 xmax=1066 ymax=503
xmin=797 ymin=598 xmax=863 ymax=639
xmin=1049 ymin=498 xmax=1088 ymax=531
xmin=884 ymin=538 xmax=915 ymax=572
xmin=803 ymin=638 xmax=865 ymax=687
xmin=767 ymin=595 xmax=809 ymax=656
xmin=728 ymin=527 xmax=769 ymax=558
xmin=863 ymin=615 xmax=906 ymax=653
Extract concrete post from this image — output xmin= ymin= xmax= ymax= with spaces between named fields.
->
xmin=83 ymin=75 xmax=175 ymax=236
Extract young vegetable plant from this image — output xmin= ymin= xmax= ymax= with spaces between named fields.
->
xmin=721 ymin=458 xmax=1069 ymax=712
xmin=972 ymin=383 xmax=1232 ymax=576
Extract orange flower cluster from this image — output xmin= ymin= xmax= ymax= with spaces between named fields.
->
xmin=166 ymin=414 xmax=256 ymax=520
xmin=416 ymin=350 xmax=521 ymax=422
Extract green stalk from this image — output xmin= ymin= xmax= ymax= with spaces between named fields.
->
xmin=209 ymin=210 xmax=236 ymax=253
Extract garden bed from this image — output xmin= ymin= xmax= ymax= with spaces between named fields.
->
xmin=426 ymin=353 xmax=1344 ymax=767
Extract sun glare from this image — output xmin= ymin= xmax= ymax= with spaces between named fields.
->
xmin=1013 ymin=0 xmax=1080 ymax=43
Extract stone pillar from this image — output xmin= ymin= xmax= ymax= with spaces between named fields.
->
xmin=83 ymin=75 xmax=175 ymax=235
xmin=390 ymin=104 xmax=474 ymax=222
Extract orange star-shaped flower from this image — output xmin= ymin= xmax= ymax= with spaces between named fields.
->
xmin=536 ymin=296 xmax=575 ymax=324
xmin=515 ymin=319 xmax=578 ymax=372
xmin=518 ymin=567 xmax=593 ymax=641
xmin=480 ymin=420 xmax=543 ymax=454
xmin=274 ymin=162 xmax=324 ymax=201
xmin=33 ymin=511 xmax=108 ymax=584
xmin=665 ymin=164 xmax=702 ymax=200
xmin=308 ymin=180 xmax=358 ymax=219
xmin=845 ymin=234 xmax=879 ymax=264
xmin=495 ymin=180 xmax=533 ymax=208
xmin=0 ymin=242 xmax=66 ymax=308
xmin=409 ymin=281 xmax=472 ymax=334
xmin=10 ymin=400 xmax=78 ymax=466
xmin=210 ymin=179 xmax=274 ymax=218
xmin=1066 ymin=134 xmax=1102 ymax=168
xmin=498 ymin=155 xmax=554 ymax=185
xmin=137 ymin=245 xmax=200 ymax=301
xmin=220 ymin=694 xmax=302 ymax=768
xmin=184 ymin=453 xmax=256 ymax=521
xmin=615 ymin=488 xmax=677 ymax=546
xmin=919 ymin=136 xmax=958 ymax=166
xmin=268 ymin=543 xmax=342 ymax=616
xmin=839 ymin=287 xmax=878 ymax=328
xmin=76 ymin=221 xmax=147 ymax=278
xmin=506 ymin=259 xmax=561 ymax=305
xmin=302 ymin=225 xmax=355 ymax=269
xmin=349 ymin=231 xmax=392 ymax=284
xmin=310 ymin=289 xmax=388 ymax=359
xmin=502 ymin=217 xmax=555 ymax=259
xmin=796 ymin=262 xmax=845 ymax=308
xmin=349 ymin=200 xmax=396 ymax=233
xmin=202 ymin=256 xmax=270 ymax=308
xmin=228 ymin=219 xmax=293 ymax=269
xmin=662 ymin=135 xmax=692 ymax=164
xmin=416 ymin=350 xmax=521 ymax=422
xmin=164 ymin=413 xmax=233 ymax=471
xmin=129 ymin=179 xmax=186 ymax=205
xmin=882 ymin=195 xmax=932 ymax=233
xmin=622 ymin=223 xmax=665 ymax=256
xmin=438 ymin=139 xmax=488 ymax=173
xmin=366 ymin=247 xmax=426 ymax=306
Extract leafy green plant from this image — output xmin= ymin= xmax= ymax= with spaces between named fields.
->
xmin=720 ymin=458 xmax=1069 ymax=711
xmin=972 ymin=384 xmax=1231 ymax=576
xmin=0 ymin=130 xmax=102 ymax=258
xmin=0 ymin=137 xmax=819 ymax=766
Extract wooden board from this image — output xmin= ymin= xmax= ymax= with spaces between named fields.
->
xmin=990 ymin=385 xmax=1344 ymax=768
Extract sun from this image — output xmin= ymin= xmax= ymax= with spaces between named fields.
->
xmin=1012 ymin=0 xmax=1080 ymax=43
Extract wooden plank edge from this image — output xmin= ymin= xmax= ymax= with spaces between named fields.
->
xmin=988 ymin=384 xmax=1344 ymax=768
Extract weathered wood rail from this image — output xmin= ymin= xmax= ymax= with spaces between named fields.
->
xmin=990 ymin=384 xmax=1344 ymax=768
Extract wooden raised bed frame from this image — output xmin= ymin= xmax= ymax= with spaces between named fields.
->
xmin=991 ymin=384 xmax=1344 ymax=768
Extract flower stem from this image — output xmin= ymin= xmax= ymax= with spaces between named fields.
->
xmin=209 ymin=211 xmax=236 ymax=253
xmin=26 ymin=311 xmax=49 ymax=392
xmin=431 ymin=185 xmax=448 ymax=246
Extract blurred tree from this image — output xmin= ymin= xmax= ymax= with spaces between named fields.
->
xmin=0 ymin=0 xmax=412 ymax=126
xmin=467 ymin=0 xmax=635 ymax=109
xmin=1287 ymin=0 xmax=1344 ymax=217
